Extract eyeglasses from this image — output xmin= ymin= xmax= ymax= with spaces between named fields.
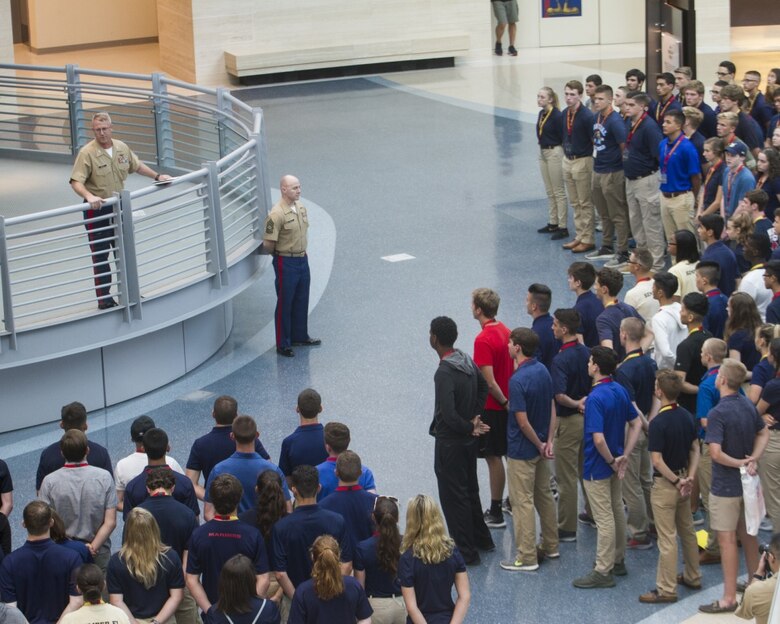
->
xmin=717 ymin=71 xmax=729 ymax=77
xmin=373 ymin=495 xmax=399 ymax=511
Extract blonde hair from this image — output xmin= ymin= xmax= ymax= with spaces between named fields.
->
xmin=92 ymin=112 xmax=112 ymax=125
xmin=728 ymin=211 xmax=753 ymax=246
xmin=120 ymin=508 xmax=170 ymax=589
xmin=540 ymin=86 xmax=559 ymax=109
xmin=401 ymin=495 xmax=453 ymax=565
xmin=310 ymin=535 xmax=343 ymax=600
xmin=719 ymin=358 xmax=748 ymax=390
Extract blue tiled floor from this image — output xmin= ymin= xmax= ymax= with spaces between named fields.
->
xmin=0 ymin=77 xmax=755 ymax=623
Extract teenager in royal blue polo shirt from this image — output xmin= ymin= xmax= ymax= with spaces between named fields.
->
xmin=272 ymin=465 xmax=353 ymax=615
xmin=278 ymin=389 xmax=328 ymax=481
xmin=107 ymin=508 xmax=184 ymax=624
xmin=551 ymin=308 xmax=591 ymax=542
xmin=615 ymin=317 xmax=657 ymax=550
xmin=699 ymin=214 xmax=739 ymax=297
xmin=186 ymin=474 xmax=270 ymax=613
xmin=594 ymin=267 xmax=643 ymax=360
xmin=527 ymin=283 xmax=561 ymax=371
xmin=319 ymin=451 xmax=377 ymax=546
xmin=500 ymin=328 xmax=558 ymax=572
xmin=204 ymin=416 xmax=291 ymax=518
xmin=675 ymin=293 xmax=714 ymax=415
xmin=623 ymin=92 xmax=665 ymax=271
xmin=35 ymin=401 xmax=113 ymax=492
xmin=572 ymin=347 xmax=641 ymax=589
xmin=123 ymin=428 xmax=199 ymax=520
xmin=695 ymin=261 xmax=729 ymax=339
xmin=560 ymin=80 xmax=596 ymax=253
xmin=722 ymin=141 xmax=757 ymax=218
xmin=186 ymin=395 xmax=270 ymax=500
xmin=0 ymin=502 xmax=82 ymax=624
xmin=763 ymin=261 xmax=780 ymax=323
xmin=568 ymin=262 xmax=604 ymax=347
xmin=353 ymin=497 xmax=405 ymax=621
xmin=316 ymin=423 xmax=376 ymax=501
xmin=659 ymin=109 xmax=701 ymax=245
xmin=640 ymin=370 xmax=701 ymax=604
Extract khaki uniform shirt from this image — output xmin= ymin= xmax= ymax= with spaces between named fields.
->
xmin=263 ymin=200 xmax=308 ymax=254
xmin=736 ymin=575 xmax=776 ymax=624
xmin=69 ymin=139 xmax=141 ymax=198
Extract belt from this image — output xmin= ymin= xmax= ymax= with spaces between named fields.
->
xmin=653 ymin=468 xmax=687 ymax=479
xmin=662 ymin=190 xmax=691 ymax=198
xmin=274 ymin=251 xmax=306 ymax=258
xmin=565 ymin=154 xmax=589 ymax=161
xmin=368 ymin=594 xmax=401 ymax=599
xmin=541 ymin=145 xmax=561 ymax=150
xmin=626 ymin=169 xmax=658 ymax=181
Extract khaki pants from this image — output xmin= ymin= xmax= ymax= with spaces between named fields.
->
xmin=651 ymin=476 xmax=701 ymax=596
xmin=624 ymin=430 xmax=653 ymax=539
xmin=758 ymin=430 xmax=780 ymax=530
xmin=699 ymin=442 xmax=720 ymax=554
xmin=555 ymin=414 xmax=584 ymax=533
xmin=660 ymin=191 xmax=695 ymax=244
xmin=367 ymin=596 xmax=407 ymax=624
xmin=626 ymin=173 xmax=666 ymax=270
xmin=583 ymin=475 xmax=625 ymax=575
xmin=562 ymin=156 xmax=594 ymax=245
xmin=174 ymin=588 xmax=201 ymax=624
xmin=539 ymin=146 xmax=568 ymax=227
xmin=507 ymin=456 xmax=559 ymax=563
xmin=592 ymin=170 xmax=630 ymax=253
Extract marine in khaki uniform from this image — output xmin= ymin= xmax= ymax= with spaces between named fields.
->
xmin=262 ymin=175 xmax=320 ymax=357
xmin=69 ymin=112 xmax=171 ymax=309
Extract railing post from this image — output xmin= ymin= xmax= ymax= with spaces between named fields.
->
xmin=65 ymin=64 xmax=86 ymax=153
xmin=215 ymin=88 xmax=231 ymax=158
xmin=205 ymin=161 xmax=228 ymax=287
xmin=0 ymin=217 xmax=17 ymax=350
xmin=115 ymin=192 xmax=142 ymax=320
xmin=152 ymin=74 xmax=175 ymax=169
xmin=252 ymin=108 xmax=273 ymax=225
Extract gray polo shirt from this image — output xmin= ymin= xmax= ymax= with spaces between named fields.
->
xmin=39 ymin=463 xmax=117 ymax=553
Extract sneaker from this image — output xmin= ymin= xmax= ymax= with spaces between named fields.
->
xmin=483 ymin=509 xmax=506 ymax=529
xmin=502 ymin=497 xmax=512 ymax=514
xmin=551 ymin=228 xmax=570 ymax=241
xmin=585 ymin=246 xmax=613 ymax=260
xmin=578 ymin=511 xmax=597 ymax=528
xmin=605 ymin=252 xmax=630 ymax=268
xmin=494 ymin=42 xmax=503 ymax=56
xmin=558 ymin=529 xmax=577 ymax=542
xmin=538 ymin=545 xmax=560 ymax=559
xmin=507 ymin=45 xmax=517 ymax=56
xmin=500 ymin=558 xmax=539 ymax=572
xmin=573 ymin=570 xmax=615 ymax=589
xmin=537 ymin=223 xmax=559 ymax=234
xmin=692 ymin=509 xmax=705 ymax=526
xmin=612 ymin=561 xmax=627 ymax=576
xmin=627 ymin=536 xmax=653 ymax=550
xmin=549 ymin=475 xmax=560 ymax=502
xmin=760 ymin=516 xmax=773 ymax=532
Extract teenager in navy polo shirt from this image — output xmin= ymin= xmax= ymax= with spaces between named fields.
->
xmin=0 ymin=501 xmax=82 ymax=624
xmin=36 ymin=401 xmax=113 ymax=492
xmin=316 ymin=423 xmax=376 ymax=501
xmin=763 ymin=261 xmax=780 ymax=323
xmin=354 ymin=497 xmax=405 ymax=621
xmin=186 ymin=474 xmax=270 ymax=613
xmin=123 ymin=428 xmax=200 ymax=521
xmin=399 ymin=495 xmax=469 ymax=623
xmin=594 ymin=267 xmax=643 ymax=360
xmin=749 ymin=327 xmax=780 ymax=404
xmin=206 ymin=555 xmax=281 ymax=624
xmin=568 ymin=261 xmax=604 ymax=348
xmin=756 ymin=338 xmax=780 ymax=533
xmin=652 ymin=73 xmax=683 ymax=126
xmin=204 ymin=416 xmax=290 ymax=518
xmin=186 ymin=395 xmax=270 ymax=500
xmin=695 ymin=262 xmax=728 ymax=339
xmin=527 ymin=283 xmax=562 ymax=371
xmin=698 ymin=214 xmax=739 ymax=297
xmin=572 ymin=347 xmax=641 ymax=589
xmin=550 ymin=308 xmax=591 ymax=542
xmin=319 ymin=451 xmax=377 ymax=545
xmin=272 ymin=465 xmax=353 ymax=616
xmin=278 ymin=389 xmax=328 ymax=481
xmin=107 ymin=508 xmax=184 ymax=624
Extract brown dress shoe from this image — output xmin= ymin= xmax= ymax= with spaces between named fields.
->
xmin=562 ymin=239 xmax=581 ymax=249
xmin=699 ymin=551 xmax=721 ymax=565
xmin=571 ymin=242 xmax=596 ymax=253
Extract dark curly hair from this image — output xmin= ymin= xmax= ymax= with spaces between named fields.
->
xmin=374 ymin=496 xmax=401 ymax=576
xmin=253 ymin=470 xmax=288 ymax=540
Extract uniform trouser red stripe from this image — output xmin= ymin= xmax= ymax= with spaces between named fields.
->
xmin=272 ymin=254 xmax=311 ymax=349
xmin=83 ymin=207 xmax=116 ymax=300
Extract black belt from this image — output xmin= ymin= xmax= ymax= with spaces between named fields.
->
xmin=274 ymin=251 xmax=306 ymax=258
xmin=565 ymin=154 xmax=589 ymax=161
xmin=368 ymin=594 xmax=401 ymax=599
xmin=662 ymin=191 xmax=691 ymax=198
xmin=541 ymin=145 xmax=561 ymax=150
xmin=626 ymin=169 xmax=658 ymax=181
xmin=653 ymin=468 xmax=686 ymax=479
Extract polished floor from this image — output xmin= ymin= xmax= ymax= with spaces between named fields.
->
xmin=3 ymin=34 xmax=780 ymax=624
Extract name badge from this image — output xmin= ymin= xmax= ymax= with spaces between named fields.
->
xmin=659 ymin=173 xmax=667 ymax=184
xmin=622 ymin=150 xmax=629 ymax=161
xmin=592 ymin=147 xmax=598 ymax=159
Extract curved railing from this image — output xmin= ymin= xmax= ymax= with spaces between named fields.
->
xmin=0 ymin=64 xmax=271 ymax=344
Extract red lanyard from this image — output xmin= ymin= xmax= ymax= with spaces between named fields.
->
xmin=592 ymin=376 xmax=613 ymax=387
xmin=626 ymin=113 xmax=647 ymax=146
xmin=656 ymin=97 xmax=673 ymax=122
xmin=661 ymin=133 xmax=685 ymax=173
xmin=704 ymin=160 xmax=723 ymax=188
xmin=726 ymin=164 xmax=745 ymax=204
xmin=566 ymin=104 xmax=579 ymax=137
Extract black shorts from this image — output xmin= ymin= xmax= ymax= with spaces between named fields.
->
xmin=478 ymin=408 xmax=508 ymax=458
